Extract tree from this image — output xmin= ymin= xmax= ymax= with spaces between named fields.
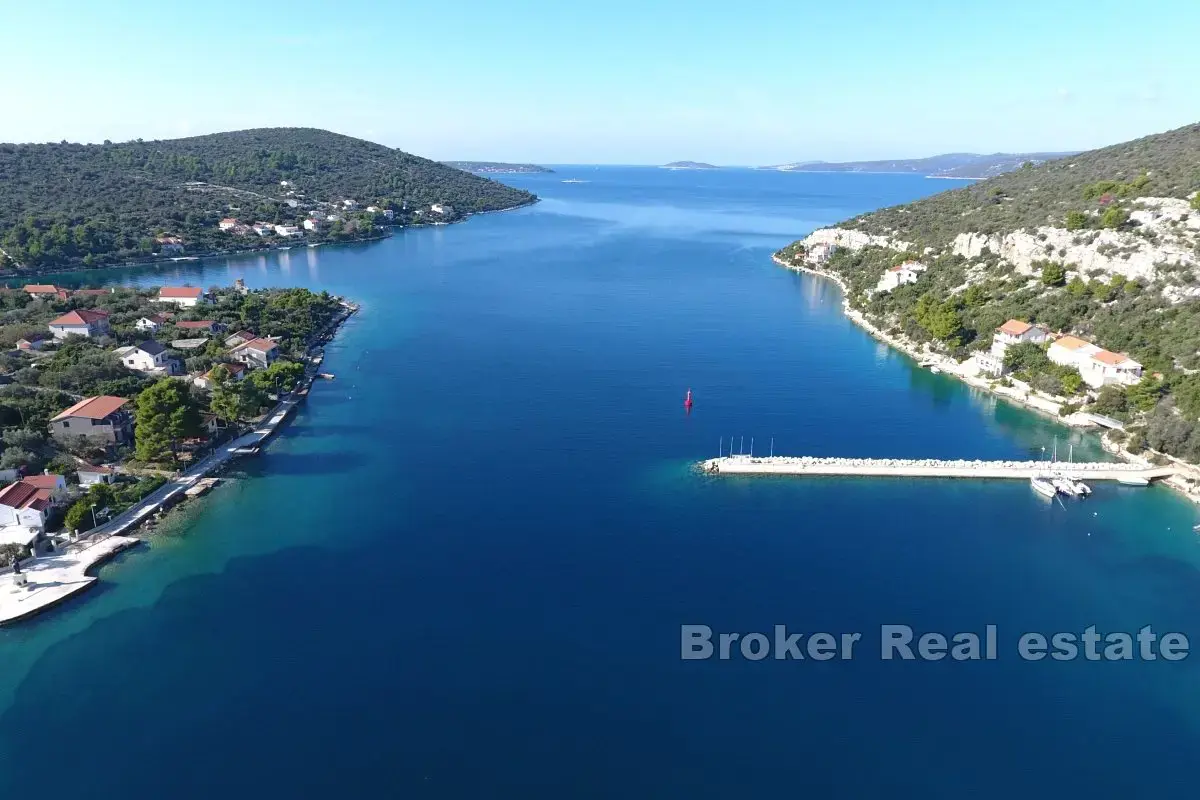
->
xmin=1100 ymin=206 xmax=1128 ymax=229
xmin=1191 ymin=193 xmax=1200 ymax=212
xmin=1003 ymin=341 xmax=1050 ymax=374
xmin=1126 ymin=377 xmax=1166 ymax=412
xmin=135 ymin=378 xmax=201 ymax=462
xmin=1066 ymin=276 xmax=1088 ymax=296
xmin=1064 ymin=211 xmax=1088 ymax=231
xmin=1040 ymin=263 xmax=1066 ymax=286
xmin=1059 ymin=369 xmax=1083 ymax=396
xmin=1091 ymin=385 xmax=1129 ymax=417
xmin=64 ymin=500 xmax=94 ymax=533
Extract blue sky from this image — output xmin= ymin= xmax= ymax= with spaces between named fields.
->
xmin=3 ymin=0 xmax=1198 ymax=164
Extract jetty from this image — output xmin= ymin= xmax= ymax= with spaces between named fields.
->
xmin=0 ymin=535 xmax=139 ymax=625
xmin=699 ymin=455 xmax=1176 ymax=482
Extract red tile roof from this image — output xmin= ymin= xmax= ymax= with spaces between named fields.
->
xmin=0 ymin=481 xmax=50 ymax=511
xmin=1093 ymin=350 xmax=1130 ymax=366
xmin=159 ymin=287 xmax=203 ymax=298
xmin=176 ymin=320 xmax=215 ymax=329
xmin=49 ymin=309 xmax=110 ymax=326
xmin=24 ymin=284 xmax=61 ymax=294
xmin=22 ymin=474 xmax=63 ymax=490
xmin=236 ymin=337 xmax=278 ymax=353
xmin=51 ymin=395 xmax=129 ymax=422
xmin=1053 ymin=335 xmax=1090 ymax=351
xmin=998 ymin=319 xmax=1033 ymax=336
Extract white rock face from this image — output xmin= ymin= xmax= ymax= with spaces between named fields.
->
xmin=802 ymin=227 xmax=912 ymax=254
xmin=951 ymin=196 xmax=1198 ymax=284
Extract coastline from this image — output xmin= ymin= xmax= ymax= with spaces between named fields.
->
xmin=0 ymin=300 xmax=360 ymax=626
xmin=0 ymin=198 xmax=538 ymax=282
xmin=772 ymin=254 xmax=1200 ymax=503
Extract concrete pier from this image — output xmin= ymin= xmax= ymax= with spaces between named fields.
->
xmin=699 ymin=455 xmax=1176 ymax=482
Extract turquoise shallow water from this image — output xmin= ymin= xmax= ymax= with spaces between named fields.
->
xmin=1 ymin=168 xmax=1199 ymax=796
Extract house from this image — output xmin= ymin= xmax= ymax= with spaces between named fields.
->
xmin=303 ymin=217 xmax=323 ymax=231
xmin=158 ymin=286 xmax=208 ymax=307
xmin=116 ymin=340 xmax=170 ymax=372
xmin=200 ymin=413 xmax=225 ymax=437
xmin=136 ymin=313 xmax=170 ymax=332
xmin=24 ymin=284 xmax=67 ymax=299
xmin=989 ymin=319 xmax=1049 ymax=360
xmin=49 ymin=395 xmax=133 ymax=446
xmin=0 ymin=481 xmax=56 ymax=530
xmin=224 ymin=330 xmax=256 ymax=348
xmin=252 ymin=222 xmax=275 ymax=236
xmin=973 ymin=350 xmax=1006 ymax=378
xmin=274 ymin=224 xmax=303 ymax=238
xmin=234 ymin=278 xmax=249 ymax=295
xmin=195 ymin=361 xmax=248 ymax=389
xmin=430 ymin=203 xmax=449 ymax=215
xmin=175 ymin=320 xmax=221 ymax=334
xmin=807 ymin=242 xmax=837 ymax=265
xmin=1048 ymin=335 xmax=1144 ymax=389
xmin=155 ymin=236 xmax=185 ymax=254
xmin=16 ymin=334 xmax=49 ymax=351
xmin=21 ymin=473 xmax=68 ymax=504
xmin=170 ymin=338 xmax=209 ymax=351
xmin=341 ymin=199 xmax=357 ymax=209
xmin=230 ymin=337 xmax=280 ymax=369
xmin=219 ymin=218 xmax=240 ymax=231
xmin=381 ymin=209 xmax=395 ymax=221
xmin=77 ymin=465 xmax=116 ymax=487
xmin=874 ymin=262 xmax=926 ymax=293
xmin=48 ymin=309 xmax=110 ymax=339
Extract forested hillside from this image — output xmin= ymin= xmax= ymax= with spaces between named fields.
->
xmin=777 ymin=122 xmax=1200 ymax=466
xmin=0 ymin=128 xmax=536 ymax=270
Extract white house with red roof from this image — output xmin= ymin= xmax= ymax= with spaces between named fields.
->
xmin=24 ymin=284 xmax=69 ymax=300
xmin=989 ymin=319 xmax=1049 ymax=360
xmin=0 ymin=480 xmax=56 ymax=530
xmin=158 ymin=286 xmax=208 ymax=307
xmin=1048 ymin=335 xmax=1143 ymax=389
xmin=48 ymin=308 xmax=110 ymax=339
xmin=874 ymin=261 xmax=926 ymax=293
xmin=229 ymin=337 xmax=280 ymax=370
xmin=16 ymin=334 xmax=50 ymax=351
xmin=49 ymin=396 xmax=133 ymax=446
xmin=219 ymin=218 xmax=240 ymax=231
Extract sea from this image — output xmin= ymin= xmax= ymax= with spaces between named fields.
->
xmin=1 ymin=167 xmax=1199 ymax=797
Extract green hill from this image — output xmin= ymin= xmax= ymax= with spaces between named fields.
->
xmin=0 ymin=128 xmax=536 ymax=271
xmin=838 ymin=123 xmax=1200 ymax=247
xmin=776 ymin=122 xmax=1200 ymax=467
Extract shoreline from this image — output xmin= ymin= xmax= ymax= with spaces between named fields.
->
xmin=772 ymin=254 xmax=1200 ymax=503
xmin=0 ymin=198 xmax=538 ymax=282
xmin=0 ymin=300 xmax=360 ymax=626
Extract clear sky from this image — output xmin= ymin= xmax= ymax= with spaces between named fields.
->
xmin=4 ymin=0 xmax=1198 ymax=164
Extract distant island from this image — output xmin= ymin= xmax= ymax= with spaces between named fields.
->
xmin=662 ymin=161 xmax=719 ymax=170
xmin=0 ymin=128 xmax=537 ymax=273
xmin=762 ymin=152 xmax=1076 ymax=180
xmin=443 ymin=161 xmax=553 ymax=174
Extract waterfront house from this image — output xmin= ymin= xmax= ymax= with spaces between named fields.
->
xmin=230 ymin=337 xmax=280 ymax=370
xmin=973 ymin=351 xmax=1006 ymax=378
xmin=252 ymin=222 xmax=275 ymax=236
xmin=1047 ymin=335 xmax=1143 ymax=389
xmin=234 ymin=278 xmax=249 ymax=295
xmin=48 ymin=309 xmax=110 ymax=339
xmin=807 ymin=242 xmax=837 ymax=265
xmin=158 ymin=286 xmax=208 ymax=307
xmin=24 ymin=284 xmax=68 ymax=300
xmin=49 ymin=395 xmax=133 ymax=446
xmin=989 ymin=319 xmax=1049 ymax=360
xmin=303 ymin=217 xmax=323 ymax=231
xmin=77 ymin=465 xmax=116 ymax=487
xmin=115 ymin=340 xmax=171 ymax=373
xmin=874 ymin=262 xmax=926 ymax=293
xmin=21 ymin=473 xmax=68 ymax=504
xmin=274 ymin=224 xmax=303 ymax=238
xmin=175 ymin=320 xmax=221 ymax=334
xmin=16 ymin=334 xmax=49 ymax=351
xmin=136 ymin=313 xmax=170 ymax=332
xmin=155 ymin=236 xmax=185 ymax=254
xmin=430 ymin=203 xmax=450 ymax=215
xmin=0 ymin=481 xmax=55 ymax=530
xmin=219 ymin=217 xmax=240 ymax=231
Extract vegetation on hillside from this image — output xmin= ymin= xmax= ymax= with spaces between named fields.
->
xmin=0 ymin=128 xmax=536 ymax=270
xmin=776 ymin=121 xmax=1200 ymax=466
xmin=838 ymin=122 xmax=1200 ymax=247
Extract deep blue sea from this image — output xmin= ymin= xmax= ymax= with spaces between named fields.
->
xmin=2 ymin=167 xmax=1200 ymax=796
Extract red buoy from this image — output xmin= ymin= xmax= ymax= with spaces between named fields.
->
xmin=684 ymin=388 xmax=693 ymax=414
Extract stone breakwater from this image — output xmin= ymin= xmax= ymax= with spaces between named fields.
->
xmin=699 ymin=455 xmax=1176 ymax=481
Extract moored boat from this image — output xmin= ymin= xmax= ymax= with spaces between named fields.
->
xmin=1031 ymin=476 xmax=1058 ymax=498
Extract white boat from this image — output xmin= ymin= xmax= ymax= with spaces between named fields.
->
xmin=1117 ymin=475 xmax=1150 ymax=487
xmin=1031 ymin=477 xmax=1059 ymax=498
xmin=1071 ymin=479 xmax=1092 ymax=496
xmin=1052 ymin=478 xmax=1079 ymax=496
xmin=561 ymin=178 xmax=588 ymax=184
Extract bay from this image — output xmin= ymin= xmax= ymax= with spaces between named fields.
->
xmin=1 ymin=167 xmax=1198 ymax=796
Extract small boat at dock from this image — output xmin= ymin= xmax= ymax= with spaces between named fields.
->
xmin=1117 ymin=475 xmax=1151 ymax=487
xmin=1030 ymin=476 xmax=1059 ymax=498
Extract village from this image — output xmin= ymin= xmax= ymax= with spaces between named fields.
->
xmin=0 ymin=279 xmax=353 ymax=574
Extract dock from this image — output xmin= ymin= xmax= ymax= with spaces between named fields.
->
xmin=699 ymin=455 xmax=1176 ymax=482
xmin=184 ymin=478 xmax=220 ymax=498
